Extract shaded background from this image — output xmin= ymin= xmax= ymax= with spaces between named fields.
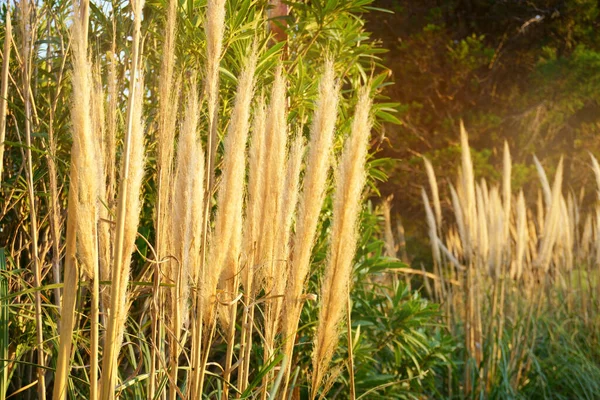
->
xmin=364 ymin=0 xmax=600 ymax=261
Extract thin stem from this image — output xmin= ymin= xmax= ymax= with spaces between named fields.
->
xmin=0 ymin=10 xmax=11 ymax=185
xmin=99 ymin=0 xmax=143 ymax=396
xmin=346 ymin=292 xmax=355 ymax=400
xmin=223 ymin=275 xmax=240 ymax=400
xmin=20 ymin=1 xmax=47 ymax=397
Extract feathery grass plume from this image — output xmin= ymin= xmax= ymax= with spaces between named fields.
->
xmin=151 ymin=0 xmax=179 ymax=395
xmin=535 ymin=158 xmax=563 ymax=273
xmin=533 ymin=155 xmax=552 ymax=209
xmin=170 ymin=86 xmax=203 ymax=400
xmin=424 ymin=156 xmax=442 ymax=232
xmin=502 ymin=142 xmax=512 ymax=251
xmin=559 ymin=195 xmax=573 ymax=272
xmin=204 ymin=0 xmax=227 ymax=192
xmin=514 ymin=190 xmax=528 ymax=280
xmin=99 ymin=0 xmax=145 ymax=397
xmin=422 ymin=188 xmax=442 ymax=299
xmin=204 ymin=52 xmax=256 ymax=327
xmin=75 ymin=63 xmax=101 ymax=281
xmin=536 ymin=189 xmax=545 ymax=232
xmin=88 ymin=39 xmax=107 ymax=400
xmin=258 ymin=66 xmax=290 ymax=376
xmin=219 ymin=49 xmax=257 ymax=308
xmin=382 ymin=196 xmax=396 ymax=257
xmin=0 ymin=9 xmax=11 ymax=185
xmin=459 ymin=121 xmax=477 ymax=256
xmin=155 ymin=0 xmax=179 ymax=273
xmin=270 ymin=133 xmax=304 ymax=331
xmin=187 ymin=127 xmax=206 ymax=378
xmin=437 ymin=236 xmax=463 ymax=272
xmin=238 ymin=95 xmax=267 ymax=391
xmin=256 ymin=65 xmax=288 ymax=293
xmin=491 ymin=187 xmax=506 ymax=276
xmin=172 ymin=87 xmax=201 ymax=332
xmin=590 ymin=153 xmax=600 ymax=202
xmin=311 ymin=87 xmax=372 ymax=399
xmin=282 ymin=60 xmax=339 ymax=366
xmin=216 ymin=52 xmax=257 ymax=399
xmin=475 ymin=184 xmax=489 ymax=267
xmin=53 ymin=0 xmax=96 ymax=396
xmin=242 ymin=95 xmax=266 ymax=296
xmin=105 ymin=38 xmax=118 ymax=205
xmin=449 ymin=183 xmax=467 ymax=261
xmin=116 ymin=72 xmax=145 ymax=351
xmin=100 ymin=32 xmax=119 ymax=311
xmin=179 ymin=89 xmax=205 ymax=301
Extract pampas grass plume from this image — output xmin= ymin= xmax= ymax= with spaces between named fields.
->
xmin=311 ymin=87 xmax=372 ymax=398
xmin=282 ymin=60 xmax=339 ymax=360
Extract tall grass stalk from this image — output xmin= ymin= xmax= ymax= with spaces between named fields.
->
xmin=65 ymin=1 xmax=104 ymax=396
xmin=99 ymin=0 xmax=145 ymax=396
xmin=259 ymin=66 xmax=288 ymax=398
xmin=151 ymin=0 xmax=178 ymax=395
xmin=0 ymin=10 xmax=11 ymax=185
xmin=311 ymin=87 xmax=372 ymax=399
xmin=170 ymin=84 xmax=203 ymax=400
xmin=204 ymin=0 xmax=227 ymax=193
xmin=281 ymin=61 xmax=339 ymax=388
xmin=219 ymin=51 xmax=257 ymax=400
xmin=238 ymin=95 xmax=267 ymax=392
xmin=19 ymin=1 xmax=46 ymax=397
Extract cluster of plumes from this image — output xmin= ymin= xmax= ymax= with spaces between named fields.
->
xmin=421 ymin=123 xmax=600 ymax=393
xmin=423 ymin=125 xmax=600 ymax=292
xmin=148 ymin=55 xmax=372 ymax=398
xmin=51 ymin=0 xmax=374 ymax=396
xmin=54 ymin=0 xmax=147 ymax=398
